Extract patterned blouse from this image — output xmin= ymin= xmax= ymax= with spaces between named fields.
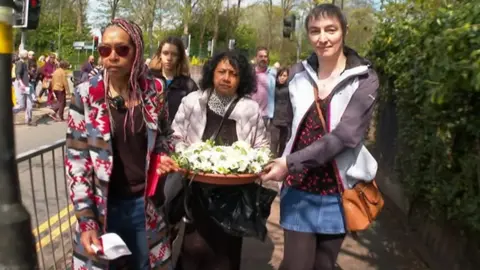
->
xmin=285 ymin=95 xmax=340 ymax=195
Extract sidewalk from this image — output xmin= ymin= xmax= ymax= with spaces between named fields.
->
xmin=13 ymin=107 xmax=53 ymax=125
xmin=241 ymin=184 xmax=429 ymax=270
xmin=13 ymin=99 xmax=71 ymax=125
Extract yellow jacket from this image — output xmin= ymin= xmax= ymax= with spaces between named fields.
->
xmin=51 ymin=68 xmax=70 ymax=92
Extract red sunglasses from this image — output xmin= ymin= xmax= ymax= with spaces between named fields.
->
xmin=97 ymin=45 xmax=130 ymax=58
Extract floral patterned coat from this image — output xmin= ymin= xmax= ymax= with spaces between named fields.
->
xmin=65 ymin=72 xmax=173 ymax=270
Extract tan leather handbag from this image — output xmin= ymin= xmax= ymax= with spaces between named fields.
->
xmin=313 ymin=86 xmax=384 ymax=231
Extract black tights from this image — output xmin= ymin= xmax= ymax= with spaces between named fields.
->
xmin=280 ymin=230 xmax=345 ymax=270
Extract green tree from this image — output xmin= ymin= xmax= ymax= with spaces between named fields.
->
xmin=367 ymin=0 xmax=480 ymax=233
xmin=16 ymin=0 xmax=91 ymax=66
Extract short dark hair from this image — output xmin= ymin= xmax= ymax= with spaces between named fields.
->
xmin=199 ymin=50 xmax=256 ymax=97
xmin=256 ymin=46 xmax=268 ymax=55
xmin=305 ymin=4 xmax=347 ymax=38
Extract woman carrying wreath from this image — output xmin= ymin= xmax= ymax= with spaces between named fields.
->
xmin=171 ymin=50 xmax=271 ymax=270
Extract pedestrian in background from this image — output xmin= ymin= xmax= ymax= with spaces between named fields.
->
xmin=270 ymin=67 xmax=292 ymax=157
xmin=149 ymin=36 xmax=198 ymax=123
xmin=13 ymin=50 xmax=36 ymax=126
xmin=50 ymin=60 xmax=70 ymax=121
xmin=251 ymin=46 xmax=276 ymax=128
xmin=39 ymin=53 xmax=57 ymax=106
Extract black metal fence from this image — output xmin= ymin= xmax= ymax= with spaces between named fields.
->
xmin=17 ymin=139 xmax=73 ymax=269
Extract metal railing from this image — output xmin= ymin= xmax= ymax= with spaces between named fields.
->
xmin=17 ymin=139 xmax=73 ymax=270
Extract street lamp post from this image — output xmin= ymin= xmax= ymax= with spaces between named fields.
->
xmin=0 ymin=0 xmax=37 ymax=269
xmin=57 ymin=0 xmax=61 ymax=56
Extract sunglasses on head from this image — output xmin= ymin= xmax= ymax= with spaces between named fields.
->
xmin=97 ymin=44 xmax=130 ymax=58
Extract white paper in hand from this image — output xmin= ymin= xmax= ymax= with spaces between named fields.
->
xmin=90 ymin=233 xmax=132 ymax=260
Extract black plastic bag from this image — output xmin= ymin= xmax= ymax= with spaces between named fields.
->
xmin=161 ymin=171 xmax=189 ymax=225
xmin=194 ymin=183 xmax=277 ymax=241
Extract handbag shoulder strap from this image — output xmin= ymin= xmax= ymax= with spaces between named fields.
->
xmin=312 ymin=86 xmax=327 ymax=131
xmin=249 ymin=113 xmax=261 ymax=147
xmin=312 ymin=86 xmax=344 ymax=193
xmin=210 ymin=96 xmax=240 ymax=141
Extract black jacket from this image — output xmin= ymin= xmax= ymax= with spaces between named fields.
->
xmin=15 ymin=60 xmax=29 ymax=86
xmin=272 ymin=83 xmax=293 ymax=127
xmin=150 ymin=69 xmax=199 ymax=123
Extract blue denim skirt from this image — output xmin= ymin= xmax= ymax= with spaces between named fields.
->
xmin=280 ymin=186 xmax=346 ymax=234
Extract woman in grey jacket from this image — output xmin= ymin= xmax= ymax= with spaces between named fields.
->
xmin=261 ymin=4 xmax=379 ymax=270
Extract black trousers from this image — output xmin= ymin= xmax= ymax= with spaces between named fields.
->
xmin=270 ymin=124 xmax=289 ymax=158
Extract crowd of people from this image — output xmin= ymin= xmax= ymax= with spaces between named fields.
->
xmin=65 ymin=3 xmax=378 ymax=270
xmin=11 ymin=50 xmax=71 ymax=125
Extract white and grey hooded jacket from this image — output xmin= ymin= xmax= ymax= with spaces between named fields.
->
xmin=283 ymin=48 xmax=379 ymax=190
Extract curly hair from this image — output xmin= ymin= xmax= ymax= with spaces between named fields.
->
xmin=199 ymin=50 xmax=256 ymax=97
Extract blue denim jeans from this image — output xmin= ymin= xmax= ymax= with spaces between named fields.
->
xmin=107 ymin=196 xmax=150 ymax=270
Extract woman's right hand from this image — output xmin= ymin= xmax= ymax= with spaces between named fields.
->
xmin=156 ymin=156 xmax=180 ymax=175
xmin=80 ymin=230 xmax=102 ymax=256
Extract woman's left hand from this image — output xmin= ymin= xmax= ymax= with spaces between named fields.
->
xmin=156 ymin=156 xmax=179 ymax=175
xmin=260 ymin=157 xmax=289 ymax=182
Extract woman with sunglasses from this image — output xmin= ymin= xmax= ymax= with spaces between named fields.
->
xmin=149 ymin=36 xmax=198 ymax=123
xmin=66 ymin=18 xmax=178 ymax=270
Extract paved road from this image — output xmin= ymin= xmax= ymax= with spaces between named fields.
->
xmin=15 ymin=120 xmax=70 ymax=269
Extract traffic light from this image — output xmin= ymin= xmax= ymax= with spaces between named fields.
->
xmin=27 ymin=0 xmax=41 ymax=30
xmin=13 ymin=0 xmax=41 ymax=30
xmin=283 ymin=14 xmax=296 ymax=39
xmin=13 ymin=0 xmax=27 ymax=27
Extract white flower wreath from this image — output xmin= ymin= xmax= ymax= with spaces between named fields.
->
xmin=173 ymin=140 xmax=272 ymax=174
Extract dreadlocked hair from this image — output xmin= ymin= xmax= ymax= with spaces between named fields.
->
xmin=103 ymin=18 xmax=148 ymax=136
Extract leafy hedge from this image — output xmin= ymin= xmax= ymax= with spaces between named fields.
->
xmin=367 ymin=1 xmax=480 ymax=233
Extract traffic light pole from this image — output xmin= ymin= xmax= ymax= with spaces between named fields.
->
xmin=19 ymin=29 xmax=25 ymax=51
xmin=0 ymin=0 xmax=38 ymax=269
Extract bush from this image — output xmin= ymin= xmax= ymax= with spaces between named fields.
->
xmin=367 ymin=1 xmax=480 ymax=233
xmin=189 ymin=56 xmax=208 ymax=66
